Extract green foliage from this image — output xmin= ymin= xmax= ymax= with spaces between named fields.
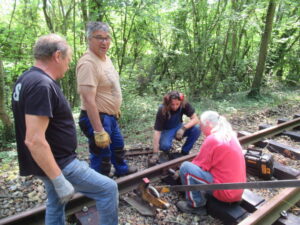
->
xmin=0 ymin=149 xmax=17 ymax=163
xmin=0 ymin=121 xmax=15 ymax=150
xmin=119 ymin=88 xmax=160 ymax=144
xmin=192 ymin=88 xmax=300 ymax=118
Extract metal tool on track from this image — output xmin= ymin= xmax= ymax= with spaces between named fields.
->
xmin=136 ymin=177 xmax=300 ymax=209
xmin=155 ymin=179 xmax=300 ymax=193
xmin=135 ymin=177 xmax=170 ymax=209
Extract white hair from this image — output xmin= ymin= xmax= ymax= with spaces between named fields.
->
xmin=200 ymin=110 xmax=235 ymax=142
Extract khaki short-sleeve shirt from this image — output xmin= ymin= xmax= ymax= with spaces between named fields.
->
xmin=76 ymin=50 xmax=122 ymax=115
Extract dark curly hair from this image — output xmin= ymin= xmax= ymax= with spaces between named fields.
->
xmin=162 ymin=91 xmax=186 ymax=118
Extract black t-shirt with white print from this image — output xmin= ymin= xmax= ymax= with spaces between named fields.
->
xmin=12 ymin=66 xmax=77 ymax=176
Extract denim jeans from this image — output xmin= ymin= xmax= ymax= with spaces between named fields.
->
xmin=159 ymin=124 xmax=201 ymax=154
xmin=39 ymin=159 xmax=118 ymax=225
xmin=179 ymin=161 xmax=213 ymax=208
xmin=79 ymin=111 xmax=129 ymax=175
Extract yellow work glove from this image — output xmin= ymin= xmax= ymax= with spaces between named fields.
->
xmin=94 ymin=131 xmax=111 ymax=148
xmin=175 ymin=126 xmax=186 ymax=141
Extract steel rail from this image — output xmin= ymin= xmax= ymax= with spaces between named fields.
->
xmin=238 ymin=186 xmax=300 ymax=225
xmin=1 ymin=117 xmax=300 ymax=225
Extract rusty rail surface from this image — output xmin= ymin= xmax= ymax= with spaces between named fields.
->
xmin=1 ymin=117 xmax=300 ymax=225
xmin=124 ymin=147 xmax=152 ymax=156
xmin=238 ymin=186 xmax=300 ymax=225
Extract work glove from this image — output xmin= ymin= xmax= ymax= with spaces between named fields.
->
xmin=148 ymin=152 xmax=159 ymax=167
xmin=51 ymin=173 xmax=75 ymax=204
xmin=94 ymin=130 xmax=111 ymax=148
xmin=175 ymin=126 xmax=186 ymax=141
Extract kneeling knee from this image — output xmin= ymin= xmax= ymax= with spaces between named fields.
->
xmin=180 ymin=161 xmax=193 ymax=173
xmin=160 ymin=143 xmax=172 ymax=152
xmin=191 ymin=125 xmax=201 ymax=136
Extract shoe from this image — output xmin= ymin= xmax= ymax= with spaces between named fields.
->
xmin=176 ymin=201 xmax=207 ymax=215
xmin=126 ymin=165 xmax=137 ymax=174
xmin=169 ymin=152 xmax=185 ymax=159
xmin=158 ymin=151 xmax=170 ymax=163
xmin=114 ymin=165 xmax=137 ymax=177
xmin=181 ymin=151 xmax=189 ymax=156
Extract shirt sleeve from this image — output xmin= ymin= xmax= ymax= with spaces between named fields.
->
xmin=192 ymin=135 xmax=216 ymax=171
xmin=183 ymin=102 xmax=195 ymax=117
xmin=76 ymin=61 xmax=98 ymax=87
xmin=154 ymin=106 xmax=165 ymax=131
xmin=25 ymin=85 xmax=54 ymax=118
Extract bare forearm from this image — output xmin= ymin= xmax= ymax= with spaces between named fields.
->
xmin=25 ymin=139 xmax=61 ymax=179
xmin=153 ymin=130 xmax=161 ymax=153
xmin=80 ymin=86 xmax=103 ymax=132
xmin=84 ymin=101 xmax=103 ymax=132
xmin=25 ymin=115 xmax=61 ymax=179
xmin=184 ymin=113 xmax=199 ymax=129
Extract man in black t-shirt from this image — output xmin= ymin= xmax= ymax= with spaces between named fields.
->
xmin=149 ymin=91 xmax=201 ymax=166
xmin=12 ymin=34 xmax=118 ymax=225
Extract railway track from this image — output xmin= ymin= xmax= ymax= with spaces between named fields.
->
xmin=0 ymin=116 xmax=300 ymax=225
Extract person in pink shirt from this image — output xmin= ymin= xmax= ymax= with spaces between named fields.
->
xmin=177 ymin=110 xmax=246 ymax=215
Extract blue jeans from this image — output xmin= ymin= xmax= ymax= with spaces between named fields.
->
xmin=79 ymin=111 xmax=129 ymax=176
xmin=159 ymin=124 xmax=201 ymax=154
xmin=179 ymin=161 xmax=213 ymax=208
xmin=39 ymin=159 xmax=118 ymax=225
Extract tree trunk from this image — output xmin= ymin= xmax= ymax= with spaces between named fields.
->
xmin=42 ymin=0 xmax=54 ymax=32
xmin=0 ymin=60 xmax=13 ymax=144
xmin=80 ymin=0 xmax=88 ymax=26
xmin=89 ymin=0 xmax=104 ymax=21
xmin=248 ymin=0 xmax=276 ymax=98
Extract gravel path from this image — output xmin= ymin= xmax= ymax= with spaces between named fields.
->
xmin=1 ymin=103 xmax=300 ymax=224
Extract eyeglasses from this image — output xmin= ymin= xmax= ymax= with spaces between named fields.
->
xmin=92 ymin=36 xmax=111 ymax=42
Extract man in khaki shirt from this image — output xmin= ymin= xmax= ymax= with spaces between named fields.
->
xmin=76 ymin=22 xmax=137 ymax=176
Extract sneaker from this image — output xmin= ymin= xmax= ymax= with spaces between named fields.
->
xmin=176 ymin=200 xmax=207 ymax=215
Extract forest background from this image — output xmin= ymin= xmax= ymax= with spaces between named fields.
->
xmin=0 ymin=0 xmax=299 ymax=150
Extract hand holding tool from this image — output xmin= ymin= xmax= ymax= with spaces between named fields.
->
xmin=176 ymin=126 xmax=186 ymax=140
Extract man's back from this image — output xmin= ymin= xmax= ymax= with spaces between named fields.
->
xmin=12 ymin=66 xmax=77 ymax=176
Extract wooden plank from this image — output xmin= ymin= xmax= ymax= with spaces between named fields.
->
xmin=293 ymin=114 xmax=300 ymax=119
xmin=265 ymin=140 xmax=300 ymax=160
xmin=246 ymin=126 xmax=300 ymax=159
xmin=206 ymin=195 xmax=248 ymax=225
xmin=240 ymin=190 xmax=265 ymax=213
xmin=273 ymin=161 xmax=300 ymax=179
